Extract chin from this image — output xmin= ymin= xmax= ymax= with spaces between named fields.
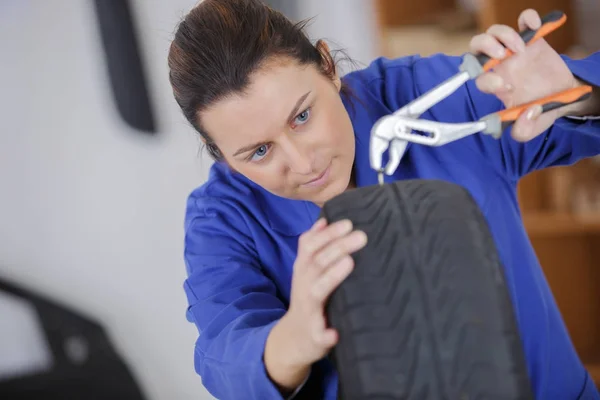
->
xmin=286 ymin=157 xmax=353 ymax=205
xmin=308 ymin=170 xmax=351 ymax=206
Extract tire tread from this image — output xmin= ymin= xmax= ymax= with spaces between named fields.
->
xmin=321 ymin=179 xmax=533 ymax=400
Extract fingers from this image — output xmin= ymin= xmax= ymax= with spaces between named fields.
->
xmin=297 ymin=218 xmax=367 ymax=303
xmin=510 ymin=104 xmax=544 ymax=141
xmin=294 ymin=217 xmax=368 ymax=352
xmin=470 ymin=25 xmax=522 ymax=95
xmin=469 ymin=25 xmax=525 ymax=61
xmin=486 ymin=24 xmax=526 ymax=54
xmin=311 ymin=255 xmax=354 ymax=302
xmin=470 ymin=9 xmax=542 ymax=57
xmin=469 ymin=32 xmax=507 ymax=60
xmin=313 ymin=229 xmax=367 ymax=268
xmin=312 ymin=327 xmax=338 ymax=347
xmin=518 ymin=8 xmax=542 ymax=32
xmin=470 ymin=17 xmax=533 ymax=95
xmin=300 ymin=218 xmax=367 ymax=267
xmin=289 ymin=217 xmax=367 ymax=362
xmin=475 ymin=71 xmax=512 ymax=94
xmin=310 ymin=217 xmax=327 ymax=232
xmin=470 ymin=9 xmax=544 ymax=61
xmin=299 ymin=219 xmax=353 ymax=259
xmin=308 ymin=222 xmax=367 ymax=303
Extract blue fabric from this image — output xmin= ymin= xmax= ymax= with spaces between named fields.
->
xmin=183 ymin=51 xmax=600 ymax=400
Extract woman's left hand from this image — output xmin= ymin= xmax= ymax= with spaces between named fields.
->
xmin=470 ymin=9 xmax=595 ymax=142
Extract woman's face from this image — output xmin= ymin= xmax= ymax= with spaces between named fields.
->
xmin=200 ymin=56 xmax=356 ymax=206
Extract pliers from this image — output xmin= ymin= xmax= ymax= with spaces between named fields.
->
xmin=370 ymin=10 xmax=593 ymax=184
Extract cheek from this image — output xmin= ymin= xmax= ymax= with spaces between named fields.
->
xmin=317 ymin=106 xmax=342 ymax=141
xmin=323 ymin=103 xmax=354 ymax=147
xmin=232 ymin=161 xmax=289 ymax=192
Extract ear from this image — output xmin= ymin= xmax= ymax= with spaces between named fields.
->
xmin=315 ymin=39 xmax=341 ymax=92
xmin=199 ymin=135 xmax=227 ymax=163
xmin=316 ymin=39 xmax=331 ymax=55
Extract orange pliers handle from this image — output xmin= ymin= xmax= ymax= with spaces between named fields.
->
xmin=475 ymin=10 xmax=567 ymax=72
xmin=496 ymin=85 xmax=593 ymax=123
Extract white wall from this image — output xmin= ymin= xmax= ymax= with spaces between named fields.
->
xmin=0 ymin=1 xmax=378 ymax=399
xmin=299 ymin=0 xmax=379 ymax=73
xmin=0 ymin=1 xmax=212 ymax=399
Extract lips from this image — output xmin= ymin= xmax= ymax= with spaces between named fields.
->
xmin=305 ymin=167 xmax=328 ymax=184
xmin=301 ymin=161 xmax=332 ymax=187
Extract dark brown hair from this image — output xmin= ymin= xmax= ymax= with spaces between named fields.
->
xmin=167 ymin=0 xmax=353 ymax=161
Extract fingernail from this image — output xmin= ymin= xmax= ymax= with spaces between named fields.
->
xmin=512 ymin=129 xmax=529 ymax=142
xmin=490 ymin=75 xmax=505 ymax=90
xmin=311 ymin=219 xmax=323 ymax=230
xmin=526 ymin=105 xmax=543 ymax=120
xmin=339 ymin=219 xmax=353 ymax=232
xmin=496 ymin=48 xmax=506 ymax=59
xmin=356 ymin=230 xmax=368 ymax=244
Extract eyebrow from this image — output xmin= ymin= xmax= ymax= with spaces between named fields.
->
xmin=286 ymin=91 xmax=311 ymax=124
xmin=232 ymin=91 xmax=312 ymax=157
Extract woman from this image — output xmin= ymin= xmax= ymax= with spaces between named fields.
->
xmin=168 ymin=0 xmax=600 ymax=399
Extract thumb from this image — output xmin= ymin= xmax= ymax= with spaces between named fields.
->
xmin=510 ymin=104 xmax=544 ymax=142
xmin=316 ymin=327 xmax=338 ymax=348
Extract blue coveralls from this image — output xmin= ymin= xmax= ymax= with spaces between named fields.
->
xmin=183 ymin=52 xmax=600 ymax=399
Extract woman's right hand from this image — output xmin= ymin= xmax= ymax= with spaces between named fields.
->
xmin=264 ymin=218 xmax=368 ymax=392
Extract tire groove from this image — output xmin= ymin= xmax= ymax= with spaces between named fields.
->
xmin=344 ymin=272 xmax=409 ymax=335
xmin=412 ymin=195 xmax=446 ymax=397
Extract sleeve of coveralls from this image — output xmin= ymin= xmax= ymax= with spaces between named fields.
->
xmin=182 ymin=197 xmax=308 ymax=400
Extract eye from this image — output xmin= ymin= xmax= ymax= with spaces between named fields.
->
xmin=250 ymin=144 xmax=271 ymax=162
xmin=293 ymin=108 xmax=311 ymax=126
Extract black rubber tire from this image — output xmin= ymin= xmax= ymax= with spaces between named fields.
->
xmin=320 ymin=179 xmax=533 ymax=400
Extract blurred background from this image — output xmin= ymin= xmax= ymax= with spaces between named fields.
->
xmin=1 ymin=1 xmax=598 ymax=399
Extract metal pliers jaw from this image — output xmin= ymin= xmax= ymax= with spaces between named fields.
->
xmin=369 ymin=115 xmax=409 ymax=179
xmin=368 ymin=52 xmax=483 ymax=180
xmin=369 ymin=113 xmax=489 ymax=179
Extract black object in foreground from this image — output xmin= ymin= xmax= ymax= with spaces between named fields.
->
xmin=0 ymin=277 xmax=146 ymax=400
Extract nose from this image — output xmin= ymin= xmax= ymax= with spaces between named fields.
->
xmin=280 ymin=137 xmax=313 ymax=175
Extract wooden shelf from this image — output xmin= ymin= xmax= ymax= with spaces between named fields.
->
xmin=477 ymin=0 xmax=576 ymax=54
xmin=523 ymin=211 xmax=600 ymax=237
xmin=586 ymin=362 xmax=600 ymax=387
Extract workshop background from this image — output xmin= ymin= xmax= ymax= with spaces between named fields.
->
xmin=1 ymin=1 xmax=599 ymax=399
